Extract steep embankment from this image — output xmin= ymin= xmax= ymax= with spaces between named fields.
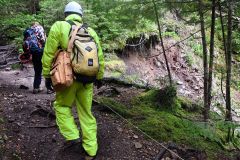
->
xmin=104 ymin=23 xmax=240 ymax=123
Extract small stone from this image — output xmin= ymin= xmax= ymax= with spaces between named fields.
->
xmin=8 ymin=116 xmax=14 ymax=123
xmin=52 ymin=135 xmax=57 ymax=142
xmin=5 ymin=67 xmax=11 ymax=71
xmin=117 ymin=127 xmax=123 ymax=132
xmin=194 ymin=86 xmax=199 ymax=90
xmin=133 ymin=135 xmax=139 ymax=139
xmin=133 ymin=142 xmax=142 ymax=149
xmin=3 ymin=134 xmax=8 ymax=141
xmin=177 ymin=81 xmax=183 ymax=85
xmin=16 ymin=95 xmax=24 ymax=99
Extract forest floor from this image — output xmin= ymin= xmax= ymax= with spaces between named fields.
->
xmin=0 ymin=67 xmax=224 ymax=160
xmin=0 ymin=68 xmax=165 ymax=160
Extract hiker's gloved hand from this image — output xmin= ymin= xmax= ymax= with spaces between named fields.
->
xmin=45 ymin=78 xmax=53 ymax=90
xmin=95 ymin=80 xmax=103 ymax=89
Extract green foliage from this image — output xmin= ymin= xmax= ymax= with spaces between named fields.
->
xmin=96 ymin=97 xmax=134 ymax=118
xmin=12 ymin=153 xmax=22 ymax=160
xmin=232 ymin=31 xmax=240 ymax=54
xmin=162 ymin=31 xmax=180 ymax=40
xmin=0 ymin=0 xmax=34 ymax=44
xmin=188 ymin=39 xmax=203 ymax=57
xmin=178 ymin=96 xmax=202 ymax=113
xmin=11 ymin=63 xmax=21 ymax=70
xmin=185 ymin=52 xmax=194 ymax=66
xmin=83 ymin=0 xmax=159 ymax=51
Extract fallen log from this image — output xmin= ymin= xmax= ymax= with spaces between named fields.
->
xmin=102 ymin=77 xmax=152 ymax=89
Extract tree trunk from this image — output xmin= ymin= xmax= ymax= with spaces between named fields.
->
xmin=225 ymin=0 xmax=233 ymax=121
xmin=152 ymin=0 xmax=172 ymax=86
xmin=198 ymin=0 xmax=209 ymax=121
xmin=218 ymin=0 xmax=227 ymax=102
xmin=207 ymin=0 xmax=216 ymax=117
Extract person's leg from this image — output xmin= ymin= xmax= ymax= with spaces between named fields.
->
xmin=75 ymin=83 xmax=98 ymax=156
xmin=54 ymin=82 xmax=79 ymax=140
xmin=32 ymin=55 xmax=42 ymax=89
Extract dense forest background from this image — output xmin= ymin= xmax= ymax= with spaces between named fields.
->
xmin=1 ymin=0 xmax=240 ymax=159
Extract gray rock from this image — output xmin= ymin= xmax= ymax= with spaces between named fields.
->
xmin=117 ymin=127 xmax=123 ymax=132
xmin=133 ymin=135 xmax=139 ymax=139
xmin=194 ymin=86 xmax=199 ymax=90
xmin=16 ymin=95 xmax=24 ymax=99
xmin=5 ymin=67 xmax=11 ymax=71
xmin=177 ymin=81 xmax=183 ymax=85
xmin=133 ymin=142 xmax=142 ymax=149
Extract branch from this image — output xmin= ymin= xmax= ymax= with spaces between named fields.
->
xmin=147 ymin=26 xmax=210 ymax=58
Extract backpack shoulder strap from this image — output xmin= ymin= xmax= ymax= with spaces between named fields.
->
xmin=66 ymin=20 xmax=75 ymax=26
xmin=67 ymin=25 xmax=80 ymax=53
xmin=66 ymin=20 xmax=75 ymax=36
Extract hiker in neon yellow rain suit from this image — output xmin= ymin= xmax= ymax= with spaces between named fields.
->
xmin=42 ymin=1 xmax=104 ymax=159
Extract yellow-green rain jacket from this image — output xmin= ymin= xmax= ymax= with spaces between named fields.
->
xmin=42 ymin=14 xmax=104 ymax=80
xmin=41 ymin=14 xmax=103 ymax=156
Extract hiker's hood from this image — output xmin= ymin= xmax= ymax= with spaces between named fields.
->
xmin=65 ymin=14 xmax=83 ymax=23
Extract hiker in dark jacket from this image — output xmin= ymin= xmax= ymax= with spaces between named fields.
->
xmin=23 ymin=23 xmax=54 ymax=94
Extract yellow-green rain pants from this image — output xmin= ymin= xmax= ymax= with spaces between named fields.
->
xmin=54 ymin=82 xmax=97 ymax=156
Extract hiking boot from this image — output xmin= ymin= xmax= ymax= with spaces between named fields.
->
xmin=47 ymin=89 xmax=55 ymax=94
xmin=63 ymin=139 xmax=81 ymax=151
xmin=85 ymin=155 xmax=96 ymax=160
xmin=33 ymin=87 xmax=43 ymax=94
xmin=83 ymin=149 xmax=96 ymax=160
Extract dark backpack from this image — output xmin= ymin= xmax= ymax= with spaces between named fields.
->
xmin=22 ymin=28 xmax=42 ymax=54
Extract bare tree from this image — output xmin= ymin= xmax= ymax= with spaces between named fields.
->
xmin=198 ymin=0 xmax=209 ymax=120
xmin=218 ymin=0 xmax=227 ymax=102
xmin=152 ymin=0 xmax=172 ymax=86
xmin=225 ymin=0 xmax=233 ymax=121
xmin=207 ymin=0 xmax=216 ymax=117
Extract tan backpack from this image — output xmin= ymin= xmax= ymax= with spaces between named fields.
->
xmin=68 ymin=22 xmax=99 ymax=83
xmin=50 ymin=25 xmax=80 ymax=91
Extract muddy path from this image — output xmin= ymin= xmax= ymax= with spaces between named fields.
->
xmin=0 ymin=68 xmax=166 ymax=160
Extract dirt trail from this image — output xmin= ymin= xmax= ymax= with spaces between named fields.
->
xmin=0 ymin=69 xmax=163 ymax=160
